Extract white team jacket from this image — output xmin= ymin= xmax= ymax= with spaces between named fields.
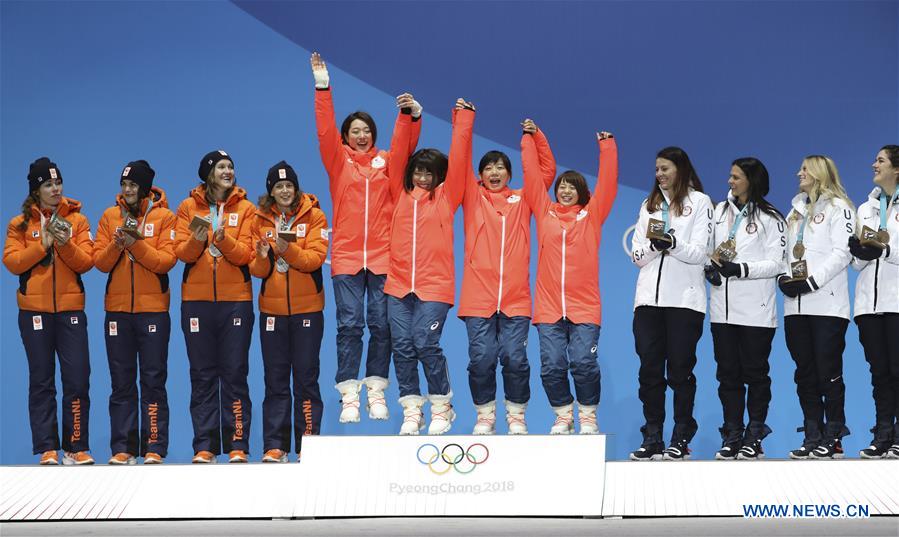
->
xmin=709 ymin=194 xmax=787 ymax=327
xmin=631 ymin=188 xmax=714 ymax=314
xmin=783 ymin=193 xmax=855 ymax=319
xmin=852 ymin=186 xmax=899 ymax=317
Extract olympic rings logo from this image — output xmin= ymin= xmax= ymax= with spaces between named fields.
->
xmin=416 ymin=443 xmax=489 ymax=475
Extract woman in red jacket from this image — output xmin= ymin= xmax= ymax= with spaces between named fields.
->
xmin=455 ymin=111 xmax=555 ymax=435
xmin=173 ymin=150 xmax=256 ymax=464
xmin=3 ymin=157 xmax=95 ymax=465
xmin=311 ymin=52 xmax=420 ymax=424
xmin=93 ymin=160 xmax=177 ymax=465
xmin=386 ymin=99 xmax=470 ymax=436
xmin=249 ymin=161 xmax=329 ymax=463
xmin=522 ymin=128 xmax=619 ymax=435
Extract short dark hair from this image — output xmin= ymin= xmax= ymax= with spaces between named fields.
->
xmin=731 ymin=157 xmax=784 ymax=222
xmin=340 ymin=111 xmax=378 ymax=147
xmin=880 ymin=145 xmax=899 ymax=168
xmin=404 ymin=149 xmax=448 ymax=197
xmin=478 ymin=151 xmax=512 ymax=176
xmin=554 ymin=170 xmax=590 ymax=206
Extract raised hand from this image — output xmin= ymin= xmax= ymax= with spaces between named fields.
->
xmin=310 ymin=51 xmax=330 ymax=89
xmin=397 ymin=93 xmax=422 ymax=117
xmin=597 ymin=131 xmax=614 ymax=140
xmin=455 ymin=98 xmax=476 ymax=111
xmin=521 ymin=118 xmax=537 ymax=134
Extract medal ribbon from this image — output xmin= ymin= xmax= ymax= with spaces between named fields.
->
xmin=796 ymin=200 xmax=811 ymax=249
xmin=661 ymin=198 xmax=670 ymax=231
xmin=728 ymin=202 xmax=750 ymax=241
xmin=880 ymin=189 xmax=899 ymax=231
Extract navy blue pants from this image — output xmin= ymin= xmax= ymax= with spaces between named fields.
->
xmin=388 ymin=294 xmax=451 ymax=397
xmin=18 ymin=310 xmax=91 ymax=454
xmin=181 ymin=301 xmax=254 ymax=454
xmin=259 ymin=311 xmax=324 ymax=453
xmin=333 ymin=269 xmax=391 ymax=384
xmin=633 ymin=306 xmax=704 ymax=443
xmin=857 ymin=313 xmax=899 ymax=437
xmin=105 ymin=311 xmax=170 ymax=457
xmin=785 ymin=314 xmax=849 ymax=439
xmin=464 ymin=314 xmax=531 ymax=405
xmin=536 ymin=320 xmax=601 ymax=407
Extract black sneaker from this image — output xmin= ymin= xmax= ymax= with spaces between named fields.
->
xmin=715 ymin=444 xmax=740 ymax=460
xmin=789 ymin=441 xmax=818 ymax=460
xmin=887 ymin=444 xmax=899 ymax=459
xmin=859 ymin=442 xmax=890 ymax=459
xmin=810 ymin=439 xmax=844 ymax=459
xmin=629 ymin=442 xmax=664 ymax=461
xmin=737 ymin=439 xmax=765 ymax=460
xmin=663 ymin=439 xmax=691 ymax=461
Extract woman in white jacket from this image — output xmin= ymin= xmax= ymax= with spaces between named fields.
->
xmin=849 ymin=145 xmax=899 ymax=459
xmin=778 ymin=155 xmax=856 ymax=459
xmin=704 ymin=158 xmax=786 ymax=460
xmin=629 ymin=147 xmax=713 ymax=461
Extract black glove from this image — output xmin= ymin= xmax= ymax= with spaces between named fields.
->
xmin=717 ymin=260 xmax=744 ymax=278
xmin=704 ymin=264 xmax=722 ymax=286
xmin=848 ymin=235 xmax=883 ymax=261
xmin=778 ymin=274 xmax=813 ymax=298
xmin=650 ymin=232 xmax=676 ymax=252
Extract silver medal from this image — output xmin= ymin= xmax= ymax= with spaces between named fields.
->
xmin=276 ymin=258 xmax=289 ymax=273
xmin=209 ymin=244 xmax=222 ymax=257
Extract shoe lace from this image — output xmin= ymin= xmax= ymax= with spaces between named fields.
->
xmin=432 ymin=406 xmax=453 ymax=422
xmin=367 ymin=393 xmax=386 ymax=408
xmin=579 ymin=415 xmax=597 ymax=426
xmin=553 ymin=414 xmax=573 ymax=426
xmin=507 ymin=414 xmax=526 ymax=426
xmin=342 ymin=399 xmax=361 ymax=411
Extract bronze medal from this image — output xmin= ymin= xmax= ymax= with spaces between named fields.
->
xmin=712 ymin=238 xmax=737 ymax=265
xmin=790 ymin=260 xmax=808 ymax=281
xmin=792 ymin=242 xmax=805 ymax=260
xmin=877 ymin=229 xmax=890 ymax=245
xmin=646 ymin=218 xmax=668 ymax=240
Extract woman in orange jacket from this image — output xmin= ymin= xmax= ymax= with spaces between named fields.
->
xmin=455 ymin=111 xmax=555 ymax=435
xmin=173 ymin=150 xmax=256 ymax=464
xmin=3 ymin=157 xmax=95 ymax=465
xmin=311 ymin=52 xmax=420 ymax=424
xmin=249 ymin=161 xmax=329 ymax=463
xmin=93 ymin=160 xmax=177 ymax=465
xmin=522 ymin=127 xmax=619 ymax=435
xmin=386 ymin=99 xmax=470 ymax=436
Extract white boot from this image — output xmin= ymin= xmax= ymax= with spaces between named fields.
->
xmin=472 ymin=401 xmax=496 ymax=435
xmin=428 ymin=393 xmax=456 ymax=435
xmin=578 ymin=403 xmax=599 ymax=435
xmin=363 ymin=376 xmax=390 ymax=420
xmin=550 ymin=403 xmax=574 ymax=435
xmin=335 ymin=380 xmax=361 ymax=423
xmin=505 ymin=400 xmax=528 ymax=435
xmin=399 ymin=395 xmax=426 ymax=435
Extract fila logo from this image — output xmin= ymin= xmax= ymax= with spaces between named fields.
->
xmin=233 ymin=318 xmax=241 ymax=326
xmin=32 ymin=230 xmax=40 ymax=238
xmin=148 ymin=324 xmax=157 ymax=333
xmin=303 ymin=319 xmax=311 ymax=328
xmin=70 ymin=316 xmax=79 ymax=325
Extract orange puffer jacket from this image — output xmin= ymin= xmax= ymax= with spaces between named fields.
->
xmin=249 ymin=193 xmax=329 ymax=315
xmin=523 ymin=134 xmax=619 ymax=325
xmin=315 ymin=87 xmax=419 ymax=277
xmin=173 ymin=185 xmax=256 ymax=302
xmin=93 ymin=187 xmax=177 ymax=313
xmin=3 ymin=197 xmax=94 ymax=312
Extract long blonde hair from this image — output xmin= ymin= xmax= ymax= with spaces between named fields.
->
xmin=790 ymin=155 xmax=854 ymax=224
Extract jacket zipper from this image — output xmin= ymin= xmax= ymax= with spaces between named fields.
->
xmin=873 ymin=259 xmax=880 ymax=312
xmin=561 ymin=229 xmax=567 ymax=319
xmin=213 ymin=256 xmax=218 ymax=302
xmin=411 ymin=199 xmax=418 ymax=293
xmin=497 ymin=215 xmax=506 ymax=314
xmin=654 ymin=252 xmax=666 ymax=305
xmin=286 ymin=260 xmax=292 ymax=314
xmin=724 ymin=276 xmax=729 ymax=322
xmin=130 ymin=260 xmax=135 ymax=313
xmin=363 ymin=175 xmax=369 ymax=270
xmin=52 ymin=251 xmax=58 ymax=313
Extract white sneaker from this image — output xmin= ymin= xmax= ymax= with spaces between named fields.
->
xmin=336 ymin=379 xmax=361 ymax=423
xmin=577 ymin=403 xmax=599 ymax=435
xmin=399 ymin=395 xmax=426 ymax=435
xmin=363 ymin=376 xmax=390 ymax=420
xmin=428 ymin=393 xmax=456 ymax=435
xmin=550 ymin=403 xmax=574 ymax=435
xmin=505 ymin=400 xmax=528 ymax=435
xmin=472 ymin=401 xmax=496 ymax=435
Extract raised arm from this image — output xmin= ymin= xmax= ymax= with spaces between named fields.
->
xmin=444 ymin=99 xmax=476 ymax=209
xmin=390 ymin=92 xmax=422 ymax=157
xmin=588 ymin=132 xmax=619 ymax=225
xmin=387 ymin=93 xmax=417 ymax=201
xmin=521 ymin=122 xmax=553 ymax=216
xmin=311 ymin=52 xmax=346 ymax=189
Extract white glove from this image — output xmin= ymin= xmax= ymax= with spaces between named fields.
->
xmin=313 ymin=67 xmax=330 ymax=89
xmin=410 ymin=99 xmax=422 ymax=118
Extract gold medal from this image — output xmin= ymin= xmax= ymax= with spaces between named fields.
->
xmin=792 ymin=242 xmax=805 ymax=260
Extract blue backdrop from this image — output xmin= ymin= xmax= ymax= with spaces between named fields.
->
xmin=1 ymin=0 xmax=896 ymax=463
